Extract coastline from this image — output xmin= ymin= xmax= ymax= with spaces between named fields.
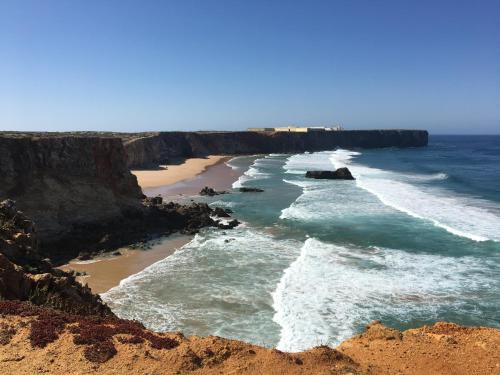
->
xmin=59 ymin=234 xmax=193 ymax=294
xmin=131 ymin=155 xmax=227 ymax=189
xmin=61 ymin=155 xmax=243 ymax=294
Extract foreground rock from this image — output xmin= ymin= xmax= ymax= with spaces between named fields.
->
xmin=0 ymin=302 xmax=498 ymax=375
xmin=305 ymin=167 xmax=355 ymax=180
xmin=0 ymin=201 xmax=111 ymax=316
xmin=239 ymin=187 xmax=264 ymax=193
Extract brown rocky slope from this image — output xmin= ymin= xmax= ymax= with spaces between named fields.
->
xmin=0 ymin=301 xmax=498 ymax=375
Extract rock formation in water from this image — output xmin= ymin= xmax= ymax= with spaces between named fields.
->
xmin=305 ymin=167 xmax=355 ymax=180
xmin=199 ymin=187 xmax=227 ymax=196
xmin=239 ymin=187 xmax=264 ymax=193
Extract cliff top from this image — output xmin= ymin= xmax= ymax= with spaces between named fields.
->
xmin=0 ymin=302 xmax=498 ymax=375
xmin=0 ymin=129 xmax=427 ymax=139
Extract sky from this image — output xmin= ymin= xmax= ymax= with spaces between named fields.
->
xmin=0 ymin=0 xmax=499 ymax=134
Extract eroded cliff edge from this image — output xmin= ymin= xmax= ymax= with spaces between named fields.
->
xmin=124 ymin=129 xmax=428 ymax=167
xmin=0 ymin=136 xmax=231 ymax=263
xmin=0 ymin=136 xmax=145 ymax=259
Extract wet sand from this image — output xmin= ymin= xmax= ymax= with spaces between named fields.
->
xmin=60 ymin=235 xmax=193 ymax=294
xmin=61 ymin=156 xmax=244 ymax=294
xmin=143 ymin=157 xmax=242 ymax=198
xmin=132 ymin=155 xmax=226 ymax=189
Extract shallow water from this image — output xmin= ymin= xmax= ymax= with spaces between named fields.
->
xmin=103 ymin=135 xmax=500 ymax=351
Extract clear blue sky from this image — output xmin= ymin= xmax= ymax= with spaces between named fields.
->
xmin=1 ymin=0 xmax=498 ymax=134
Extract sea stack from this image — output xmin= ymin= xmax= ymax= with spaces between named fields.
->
xmin=305 ymin=167 xmax=355 ymax=180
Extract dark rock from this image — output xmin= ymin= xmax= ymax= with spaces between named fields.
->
xmin=305 ymin=167 xmax=355 ymax=180
xmin=218 ymin=219 xmax=240 ymax=230
xmin=213 ymin=207 xmax=231 ymax=218
xmin=0 ymin=201 xmax=112 ymax=316
xmin=151 ymin=196 xmax=163 ymax=205
xmin=77 ymin=252 xmax=92 ymax=261
xmin=239 ymin=187 xmax=264 ymax=193
xmin=200 ymin=187 xmax=218 ymax=196
xmin=143 ymin=196 xmax=163 ymax=206
xmin=199 ymin=187 xmax=227 ymax=196
xmin=111 ymin=251 xmax=121 ymax=256
xmin=0 ymin=200 xmax=39 ymax=268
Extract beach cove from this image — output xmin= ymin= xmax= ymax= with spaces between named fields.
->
xmin=61 ymin=155 xmax=244 ymax=293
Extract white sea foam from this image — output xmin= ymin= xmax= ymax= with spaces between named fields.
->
xmin=272 ymin=238 xmax=497 ymax=352
xmin=225 ymin=157 xmax=241 ymax=170
xmin=280 ymin=151 xmax=391 ymax=222
xmin=102 ymin=228 xmax=301 ymax=345
xmin=209 ymin=200 xmax=236 ymax=208
xmin=328 ymin=150 xmax=500 ymax=242
xmin=232 ymin=158 xmax=272 ymax=188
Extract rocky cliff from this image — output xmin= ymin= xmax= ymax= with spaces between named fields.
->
xmin=0 ymin=136 xmax=144 ymax=244
xmin=0 ymin=136 xmax=150 ymax=261
xmin=124 ymin=130 xmax=428 ymax=168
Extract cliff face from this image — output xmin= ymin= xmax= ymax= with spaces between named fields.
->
xmin=124 ymin=130 xmax=429 ymax=168
xmin=0 ymin=136 xmax=143 ymax=245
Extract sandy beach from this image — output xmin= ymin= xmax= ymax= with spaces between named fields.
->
xmin=60 ymin=235 xmax=192 ymax=294
xmin=132 ymin=155 xmax=227 ymax=189
xmin=61 ymin=155 xmax=244 ymax=294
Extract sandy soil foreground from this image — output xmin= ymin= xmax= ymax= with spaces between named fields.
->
xmin=132 ymin=155 xmax=227 ymax=188
xmin=0 ymin=308 xmax=498 ymax=375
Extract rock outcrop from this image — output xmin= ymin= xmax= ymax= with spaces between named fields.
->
xmin=124 ymin=130 xmax=429 ymax=168
xmin=0 ymin=254 xmax=111 ymax=317
xmin=0 ymin=199 xmax=39 ymax=268
xmin=0 ymin=200 xmax=111 ymax=316
xmin=0 ymin=136 xmax=143 ymax=253
xmin=305 ymin=167 xmax=355 ymax=180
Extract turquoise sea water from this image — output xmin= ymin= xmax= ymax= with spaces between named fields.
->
xmin=103 ymin=135 xmax=500 ymax=351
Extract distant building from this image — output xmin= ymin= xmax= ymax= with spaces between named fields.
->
xmin=247 ymin=125 xmax=344 ymax=132
xmin=274 ymin=126 xmax=309 ymax=133
xmin=247 ymin=127 xmax=275 ymax=132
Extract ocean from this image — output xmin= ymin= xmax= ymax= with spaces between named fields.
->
xmin=102 ymin=135 xmax=500 ymax=352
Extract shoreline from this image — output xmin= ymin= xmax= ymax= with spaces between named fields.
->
xmin=61 ymin=155 xmax=243 ymax=294
xmin=60 ymin=234 xmax=193 ymax=294
xmin=131 ymin=155 xmax=227 ymax=189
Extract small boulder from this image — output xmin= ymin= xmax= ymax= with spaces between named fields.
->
xmin=213 ymin=207 xmax=231 ymax=218
xmin=239 ymin=187 xmax=264 ymax=193
xmin=218 ymin=219 xmax=240 ymax=230
xmin=200 ymin=187 xmax=227 ymax=196
xmin=77 ymin=252 xmax=92 ymax=261
xmin=305 ymin=167 xmax=355 ymax=180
